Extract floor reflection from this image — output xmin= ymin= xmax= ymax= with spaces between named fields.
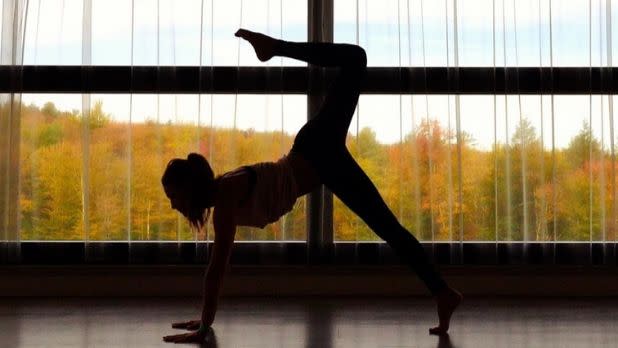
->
xmin=2 ymin=297 xmax=618 ymax=347
xmin=437 ymin=334 xmax=455 ymax=348
xmin=302 ymin=298 xmax=458 ymax=348
xmin=304 ymin=298 xmax=334 ymax=348
xmin=200 ymin=327 xmax=219 ymax=348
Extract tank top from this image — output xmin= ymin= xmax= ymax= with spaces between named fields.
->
xmin=226 ymin=154 xmax=299 ymax=228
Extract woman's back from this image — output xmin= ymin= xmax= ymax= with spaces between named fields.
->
xmin=223 ymin=154 xmax=299 ymax=228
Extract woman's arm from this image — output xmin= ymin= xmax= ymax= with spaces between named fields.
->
xmin=201 ymin=205 xmax=237 ymax=327
xmin=200 ymin=170 xmax=251 ymax=328
xmin=163 ymin=196 xmax=237 ymax=343
xmin=164 ymin=174 xmax=246 ymax=343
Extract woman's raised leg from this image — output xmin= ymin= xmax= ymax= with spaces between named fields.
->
xmin=236 ymin=29 xmax=365 ymax=146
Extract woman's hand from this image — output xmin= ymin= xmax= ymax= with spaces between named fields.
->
xmin=164 ymin=320 xmax=207 ymax=343
xmin=235 ymin=28 xmax=278 ymax=62
xmin=162 ymin=330 xmax=205 ymax=344
xmin=171 ymin=319 xmax=201 ymax=330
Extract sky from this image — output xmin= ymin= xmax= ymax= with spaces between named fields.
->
xmin=9 ymin=0 xmax=618 ymax=150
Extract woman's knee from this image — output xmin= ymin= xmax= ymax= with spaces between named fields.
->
xmin=340 ymin=44 xmax=366 ymax=69
xmin=353 ymin=45 xmax=367 ymax=67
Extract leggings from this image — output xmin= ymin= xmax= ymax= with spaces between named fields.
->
xmin=278 ymin=40 xmax=448 ymax=295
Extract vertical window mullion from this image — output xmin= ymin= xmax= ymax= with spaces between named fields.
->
xmin=307 ymin=0 xmax=333 ymax=263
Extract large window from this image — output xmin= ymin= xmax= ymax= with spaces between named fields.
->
xmin=2 ymin=0 xmax=617 ymax=265
xmin=18 ymin=94 xmax=307 ymax=242
xmin=334 ymin=95 xmax=617 ymax=243
xmin=332 ymin=0 xmax=618 ymax=248
xmin=8 ymin=0 xmax=308 ymax=244
xmin=335 ymin=0 xmax=617 ymax=67
xmin=21 ymin=0 xmax=307 ymax=66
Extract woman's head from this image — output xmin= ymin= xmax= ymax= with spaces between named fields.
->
xmin=161 ymin=153 xmax=216 ymax=230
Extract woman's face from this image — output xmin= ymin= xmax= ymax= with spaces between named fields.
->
xmin=164 ymin=184 xmax=190 ymax=217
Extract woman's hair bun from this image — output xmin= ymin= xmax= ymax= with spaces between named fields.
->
xmin=187 ymin=152 xmax=205 ymax=163
xmin=187 ymin=152 xmax=214 ymax=180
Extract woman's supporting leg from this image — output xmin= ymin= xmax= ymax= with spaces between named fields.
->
xmin=318 ymin=148 xmax=462 ymax=335
xmin=319 ymin=149 xmax=462 ymax=335
xmin=320 ymin=149 xmax=446 ymax=294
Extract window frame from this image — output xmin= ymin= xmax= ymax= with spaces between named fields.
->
xmin=1 ymin=66 xmax=617 ymax=94
xmin=1 ymin=0 xmax=617 ymax=266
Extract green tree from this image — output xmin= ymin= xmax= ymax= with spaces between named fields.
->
xmin=88 ymin=100 xmax=111 ymax=129
xmin=565 ymin=120 xmax=601 ymax=169
xmin=557 ymin=121 xmax=603 ymax=240
xmin=41 ymin=102 xmax=59 ymax=119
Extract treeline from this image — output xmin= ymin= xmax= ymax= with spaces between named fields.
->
xmin=18 ymin=101 xmax=304 ymax=241
xmin=339 ymin=119 xmax=617 ymax=242
xmin=14 ymin=101 xmax=618 ymax=242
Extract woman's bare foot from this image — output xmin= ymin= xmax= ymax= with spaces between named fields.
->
xmin=235 ymin=28 xmax=277 ymax=62
xmin=429 ymin=287 xmax=463 ymax=336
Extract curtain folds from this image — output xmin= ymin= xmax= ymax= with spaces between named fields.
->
xmin=1 ymin=0 xmax=617 ymax=265
xmin=1 ymin=0 xmax=27 ymax=264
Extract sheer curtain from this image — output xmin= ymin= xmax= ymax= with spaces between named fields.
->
xmin=1 ymin=0 xmax=28 ymax=263
xmin=332 ymin=0 xmax=616 ymax=264
xmin=1 ymin=0 xmax=308 ymax=265
xmin=2 ymin=0 xmax=617 ymax=265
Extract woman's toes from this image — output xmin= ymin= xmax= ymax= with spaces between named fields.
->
xmin=429 ymin=326 xmax=448 ymax=336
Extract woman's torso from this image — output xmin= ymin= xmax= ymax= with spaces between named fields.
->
xmin=286 ymin=150 xmax=320 ymax=196
xmin=219 ymin=151 xmax=320 ymax=228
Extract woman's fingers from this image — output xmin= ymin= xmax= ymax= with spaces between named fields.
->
xmin=164 ymin=332 xmax=188 ymax=343
xmin=163 ymin=332 xmax=204 ymax=343
xmin=171 ymin=321 xmax=189 ymax=329
xmin=171 ymin=320 xmax=200 ymax=330
xmin=163 ymin=333 xmax=187 ymax=343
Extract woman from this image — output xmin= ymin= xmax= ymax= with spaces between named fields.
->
xmin=162 ymin=29 xmax=462 ymax=344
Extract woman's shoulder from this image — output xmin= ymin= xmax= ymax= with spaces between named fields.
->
xmin=220 ymin=165 xmax=251 ymax=179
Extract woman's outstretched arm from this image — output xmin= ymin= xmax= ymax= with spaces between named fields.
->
xmin=164 ymin=172 xmax=248 ymax=344
xmin=162 ymin=208 xmax=236 ymax=344
xmin=235 ymin=28 xmax=366 ymax=69
xmin=200 ymin=205 xmax=237 ymax=328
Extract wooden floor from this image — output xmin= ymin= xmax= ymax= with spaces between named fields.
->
xmin=1 ymin=296 xmax=617 ymax=348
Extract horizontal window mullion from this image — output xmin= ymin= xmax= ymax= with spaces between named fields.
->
xmin=0 ymin=66 xmax=309 ymax=94
xmin=1 ymin=66 xmax=618 ymax=94
xmin=1 ymin=241 xmax=616 ymax=266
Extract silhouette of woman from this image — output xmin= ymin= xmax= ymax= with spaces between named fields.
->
xmin=162 ymin=29 xmax=462 ymax=344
